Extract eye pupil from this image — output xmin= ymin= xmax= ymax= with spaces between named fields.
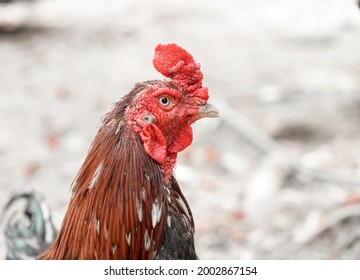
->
xmin=160 ymin=97 xmax=169 ymax=106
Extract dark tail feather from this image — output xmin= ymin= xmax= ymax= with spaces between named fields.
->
xmin=1 ymin=191 xmax=57 ymax=260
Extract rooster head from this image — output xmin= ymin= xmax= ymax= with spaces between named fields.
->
xmin=126 ymin=44 xmax=219 ymax=178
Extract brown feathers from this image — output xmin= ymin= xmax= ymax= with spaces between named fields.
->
xmin=38 ymin=74 xmax=215 ymax=259
xmin=38 ymin=83 xmax=168 ymax=260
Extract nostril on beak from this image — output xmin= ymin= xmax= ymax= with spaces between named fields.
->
xmin=194 ymin=98 xmax=206 ymax=106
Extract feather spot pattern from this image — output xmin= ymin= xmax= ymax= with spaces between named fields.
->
xmin=175 ymin=197 xmax=191 ymax=219
xmin=111 ymin=245 xmax=117 ymax=256
xmin=126 ymin=233 xmax=131 ymax=246
xmin=141 ymin=187 xmax=146 ymax=201
xmin=104 ymin=226 xmax=109 ymax=240
xmin=135 ymin=198 xmax=143 ymax=222
xmin=151 ymin=200 xmax=162 ymax=228
xmin=96 ymin=219 xmax=100 ymax=236
xmin=88 ymin=162 xmax=103 ymax=190
xmin=144 ymin=230 xmax=151 ymax=251
xmin=167 ymin=215 xmax=171 ymax=227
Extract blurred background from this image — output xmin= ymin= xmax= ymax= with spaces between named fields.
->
xmin=1 ymin=0 xmax=360 ymax=259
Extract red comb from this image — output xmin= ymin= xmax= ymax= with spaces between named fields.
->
xmin=153 ymin=43 xmax=208 ymax=101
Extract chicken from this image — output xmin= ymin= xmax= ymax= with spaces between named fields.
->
xmin=37 ymin=43 xmax=219 ymax=260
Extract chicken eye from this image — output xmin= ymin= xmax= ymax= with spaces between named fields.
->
xmin=159 ymin=96 xmax=170 ymax=106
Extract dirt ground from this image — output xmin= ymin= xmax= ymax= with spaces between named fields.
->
xmin=1 ymin=0 xmax=360 ymax=259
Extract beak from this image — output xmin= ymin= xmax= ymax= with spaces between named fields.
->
xmin=196 ymin=103 xmax=220 ymax=119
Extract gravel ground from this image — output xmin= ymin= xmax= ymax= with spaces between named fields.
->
xmin=1 ymin=0 xmax=360 ymax=259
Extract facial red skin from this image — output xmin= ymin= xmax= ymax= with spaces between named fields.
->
xmin=126 ymin=85 xmax=202 ymax=182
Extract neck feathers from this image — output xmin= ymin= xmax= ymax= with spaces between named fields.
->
xmin=38 ymin=100 xmax=168 ymax=259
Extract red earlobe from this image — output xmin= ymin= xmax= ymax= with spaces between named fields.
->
xmin=139 ymin=124 xmax=167 ymax=164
